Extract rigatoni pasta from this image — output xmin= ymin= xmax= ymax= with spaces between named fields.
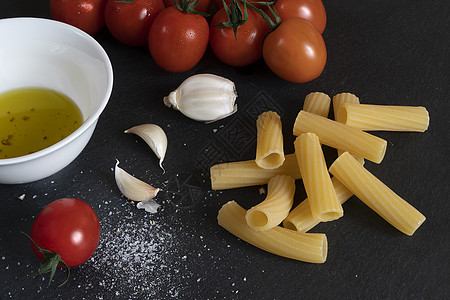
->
xmin=337 ymin=103 xmax=430 ymax=132
xmin=294 ymin=133 xmax=343 ymax=222
xmin=293 ymin=110 xmax=387 ymax=164
xmin=210 ymin=153 xmax=301 ymax=190
xmin=255 ymin=111 xmax=285 ymax=169
xmin=332 ymin=92 xmax=365 ymax=165
xmin=218 ymin=200 xmax=328 ymax=263
xmin=245 ymin=175 xmax=295 ymax=231
xmin=329 ymin=152 xmax=426 ymax=236
xmin=303 ymin=92 xmax=331 ymax=117
xmin=283 ymin=177 xmax=354 ymax=232
xmin=332 ymin=92 xmax=360 ymax=122
xmin=211 ymin=89 xmax=430 ymax=262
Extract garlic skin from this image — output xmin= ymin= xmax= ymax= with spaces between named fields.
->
xmin=136 ymin=199 xmax=161 ymax=213
xmin=164 ymin=74 xmax=237 ymax=122
xmin=125 ymin=124 xmax=167 ymax=172
xmin=114 ymin=160 xmax=160 ymax=201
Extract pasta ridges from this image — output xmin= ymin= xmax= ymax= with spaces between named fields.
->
xmin=218 ymin=201 xmax=328 ymax=263
xmin=256 ymin=111 xmax=285 ymax=169
xmin=295 ymin=133 xmax=343 ymax=222
xmin=303 ymin=92 xmax=331 ymax=118
xmin=329 ymin=152 xmax=425 ymax=235
xmin=245 ymin=175 xmax=295 ymax=231
xmin=210 ymin=153 xmax=301 ymax=190
xmin=338 ymin=104 xmax=429 ymax=132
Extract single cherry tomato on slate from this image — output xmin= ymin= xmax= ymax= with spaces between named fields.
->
xmin=148 ymin=3 xmax=209 ymax=73
xmin=104 ymin=0 xmax=165 ymax=46
xmin=50 ymin=0 xmax=107 ymax=35
xmin=27 ymin=198 xmax=100 ymax=285
xmin=162 ymin=0 xmax=212 ymax=13
xmin=270 ymin=0 xmax=327 ymax=34
xmin=262 ymin=17 xmax=327 ymax=83
xmin=210 ymin=1 xmax=269 ymax=67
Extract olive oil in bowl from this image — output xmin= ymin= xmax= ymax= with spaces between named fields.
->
xmin=0 ymin=88 xmax=83 ymax=159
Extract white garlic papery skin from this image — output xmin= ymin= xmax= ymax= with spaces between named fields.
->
xmin=125 ymin=124 xmax=167 ymax=172
xmin=136 ymin=199 xmax=161 ymax=213
xmin=163 ymin=74 xmax=237 ymax=122
xmin=114 ymin=160 xmax=160 ymax=202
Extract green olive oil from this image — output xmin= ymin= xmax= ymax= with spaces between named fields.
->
xmin=0 ymin=88 xmax=83 ymax=159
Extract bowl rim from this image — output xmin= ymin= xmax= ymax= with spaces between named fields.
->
xmin=0 ymin=17 xmax=113 ymax=166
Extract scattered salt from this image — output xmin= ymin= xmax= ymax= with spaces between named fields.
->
xmin=78 ymin=205 xmax=189 ymax=298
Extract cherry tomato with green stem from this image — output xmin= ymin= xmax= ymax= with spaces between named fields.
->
xmin=27 ymin=198 xmax=100 ymax=286
xmin=210 ymin=1 xmax=269 ymax=67
xmin=148 ymin=1 xmax=209 ymax=73
xmin=262 ymin=17 xmax=327 ymax=83
xmin=50 ymin=0 xmax=107 ymax=35
xmin=104 ymin=0 xmax=165 ymax=46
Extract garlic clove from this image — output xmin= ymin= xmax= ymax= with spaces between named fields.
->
xmin=136 ymin=199 xmax=161 ymax=213
xmin=164 ymin=73 xmax=237 ymax=122
xmin=114 ymin=160 xmax=160 ymax=201
xmin=124 ymin=124 xmax=167 ymax=172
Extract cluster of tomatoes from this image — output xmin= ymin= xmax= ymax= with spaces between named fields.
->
xmin=50 ymin=0 xmax=327 ymax=83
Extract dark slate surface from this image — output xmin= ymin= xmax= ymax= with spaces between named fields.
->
xmin=1 ymin=0 xmax=449 ymax=299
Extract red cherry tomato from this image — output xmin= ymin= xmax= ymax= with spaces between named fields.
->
xmin=162 ymin=0 xmax=212 ymax=13
xmin=30 ymin=198 xmax=100 ymax=268
xmin=210 ymin=3 xmax=269 ymax=67
xmin=271 ymin=0 xmax=327 ymax=34
xmin=262 ymin=17 xmax=327 ymax=83
xmin=148 ymin=6 xmax=209 ymax=73
xmin=50 ymin=0 xmax=107 ymax=35
xmin=104 ymin=0 xmax=165 ymax=46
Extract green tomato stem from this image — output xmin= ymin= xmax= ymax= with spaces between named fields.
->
xmin=214 ymin=0 xmax=249 ymax=42
xmin=21 ymin=231 xmax=70 ymax=287
xmin=236 ymin=0 xmax=280 ymax=30
xmin=174 ymin=0 xmax=210 ymax=17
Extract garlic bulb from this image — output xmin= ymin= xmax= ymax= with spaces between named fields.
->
xmin=114 ymin=160 xmax=160 ymax=201
xmin=125 ymin=124 xmax=167 ymax=172
xmin=164 ymin=74 xmax=237 ymax=122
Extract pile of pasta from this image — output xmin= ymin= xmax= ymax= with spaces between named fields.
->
xmin=210 ymin=92 xmax=429 ymax=264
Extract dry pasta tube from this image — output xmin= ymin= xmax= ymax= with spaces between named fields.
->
xmin=332 ymin=92 xmax=360 ymax=122
xmin=218 ymin=200 xmax=328 ymax=263
xmin=337 ymin=103 xmax=430 ymax=132
xmin=293 ymin=110 xmax=387 ymax=164
xmin=332 ymin=93 xmax=365 ymax=165
xmin=329 ymin=152 xmax=426 ymax=236
xmin=210 ymin=153 xmax=301 ymax=190
xmin=283 ymin=177 xmax=353 ymax=232
xmin=303 ymin=92 xmax=331 ymax=117
xmin=246 ymin=175 xmax=295 ymax=231
xmin=295 ymin=133 xmax=343 ymax=222
xmin=255 ymin=111 xmax=285 ymax=169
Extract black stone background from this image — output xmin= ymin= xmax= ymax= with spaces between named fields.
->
xmin=0 ymin=0 xmax=449 ymax=299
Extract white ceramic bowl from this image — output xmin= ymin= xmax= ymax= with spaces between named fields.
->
xmin=0 ymin=17 xmax=113 ymax=184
